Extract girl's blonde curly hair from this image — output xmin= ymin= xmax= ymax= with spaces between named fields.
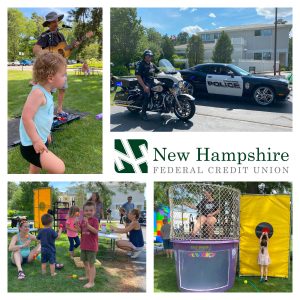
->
xmin=33 ymin=51 xmax=66 ymax=83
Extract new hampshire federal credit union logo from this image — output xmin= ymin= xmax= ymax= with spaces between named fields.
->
xmin=114 ymin=139 xmax=148 ymax=173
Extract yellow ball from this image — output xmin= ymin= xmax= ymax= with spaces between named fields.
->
xmin=244 ymin=280 xmax=248 ymax=284
xmin=72 ymin=274 xmax=78 ymax=279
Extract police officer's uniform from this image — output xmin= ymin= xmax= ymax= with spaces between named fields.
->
xmin=135 ymin=50 xmax=160 ymax=118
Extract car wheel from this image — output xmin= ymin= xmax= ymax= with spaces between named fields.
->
xmin=253 ymin=86 xmax=275 ymax=106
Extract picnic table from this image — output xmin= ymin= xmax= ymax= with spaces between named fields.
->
xmin=98 ymin=231 xmax=119 ymax=259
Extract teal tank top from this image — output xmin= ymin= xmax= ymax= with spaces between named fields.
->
xmin=19 ymin=84 xmax=54 ymax=146
xmin=17 ymin=233 xmax=31 ymax=258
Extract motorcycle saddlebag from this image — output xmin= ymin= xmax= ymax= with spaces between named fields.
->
xmin=116 ymin=77 xmax=139 ymax=89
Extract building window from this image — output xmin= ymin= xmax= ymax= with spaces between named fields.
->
xmin=214 ymin=33 xmax=220 ymax=39
xmin=263 ymin=52 xmax=272 ymax=60
xmin=254 ymin=30 xmax=261 ymax=36
xmin=262 ymin=29 xmax=272 ymax=36
xmin=254 ymin=53 xmax=262 ymax=60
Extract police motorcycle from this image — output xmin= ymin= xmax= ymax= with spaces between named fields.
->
xmin=113 ymin=59 xmax=196 ymax=121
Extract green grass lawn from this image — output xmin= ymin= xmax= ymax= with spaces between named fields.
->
xmin=8 ymin=70 xmax=102 ymax=174
xmin=154 ymin=253 xmax=292 ymax=292
xmin=8 ymin=233 xmax=123 ymax=292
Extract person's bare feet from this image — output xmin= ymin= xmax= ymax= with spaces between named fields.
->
xmin=79 ymin=276 xmax=88 ymax=281
xmin=51 ymin=272 xmax=57 ymax=277
xmin=83 ymin=282 xmax=95 ymax=288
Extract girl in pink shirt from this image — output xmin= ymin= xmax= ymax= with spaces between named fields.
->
xmin=66 ymin=206 xmax=81 ymax=258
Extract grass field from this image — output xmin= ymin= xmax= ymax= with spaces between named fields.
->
xmin=8 ymin=232 xmax=144 ymax=292
xmin=154 ymin=253 xmax=292 ymax=292
xmin=8 ymin=70 xmax=102 ymax=174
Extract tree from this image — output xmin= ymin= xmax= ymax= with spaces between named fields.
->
xmin=86 ymin=182 xmax=115 ymax=210
xmin=160 ymin=35 xmax=175 ymax=63
xmin=8 ymin=8 xmax=27 ymax=60
xmin=212 ymin=31 xmax=233 ymax=63
xmin=143 ymin=27 xmax=162 ymax=64
xmin=176 ymin=32 xmax=189 ymax=45
xmin=116 ymin=182 xmax=146 ymax=194
xmin=8 ymin=182 xmax=49 ymax=218
xmin=30 ymin=12 xmax=44 ymax=39
xmin=79 ymin=43 xmax=100 ymax=60
xmin=68 ymin=8 xmax=103 ymax=59
xmin=111 ymin=8 xmax=144 ymax=65
xmin=186 ymin=34 xmax=204 ymax=67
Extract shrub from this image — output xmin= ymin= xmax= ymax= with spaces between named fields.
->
xmin=111 ymin=65 xmax=130 ymax=76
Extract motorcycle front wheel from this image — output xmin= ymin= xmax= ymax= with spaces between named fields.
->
xmin=174 ymin=97 xmax=195 ymax=121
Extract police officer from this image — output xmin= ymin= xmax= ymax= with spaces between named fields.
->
xmin=135 ymin=50 xmax=160 ymax=120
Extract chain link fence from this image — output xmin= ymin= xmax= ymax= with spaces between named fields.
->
xmin=169 ymin=183 xmax=240 ymax=240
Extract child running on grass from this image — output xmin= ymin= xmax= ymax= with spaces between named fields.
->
xmin=75 ymin=201 xmax=99 ymax=288
xmin=258 ymin=232 xmax=271 ymax=282
xmin=66 ymin=206 xmax=81 ymax=259
xmin=19 ymin=51 xmax=66 ymax=174
xmin=37 ymin=213 xmax=62 ymax=276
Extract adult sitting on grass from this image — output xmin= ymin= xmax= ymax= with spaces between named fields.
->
xmin=8 ymin=219 xmax=41 ymax=280
xmin=111 ymin=209 xmax=144 ymax=259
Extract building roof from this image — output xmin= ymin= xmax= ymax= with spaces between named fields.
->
xmin=198 ymin=23 xmax=292 ymax=34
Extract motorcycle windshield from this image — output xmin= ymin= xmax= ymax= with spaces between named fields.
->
xmin=159 ymin=59 xmax=176 ymax=74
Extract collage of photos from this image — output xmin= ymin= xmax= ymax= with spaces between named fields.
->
xmin=3 ymin=2 xmax=295 ymax=297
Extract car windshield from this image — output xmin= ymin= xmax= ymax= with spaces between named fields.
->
xmin=229 ymin=64 xmax=250 ymax=76
xmin=159 ymin=59 xmax=176 ymax=73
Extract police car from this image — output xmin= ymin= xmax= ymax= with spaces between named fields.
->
xmin=180 ymin=63 xmax=290 ymax=106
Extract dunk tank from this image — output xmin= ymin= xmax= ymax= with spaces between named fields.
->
xmin=169 ymin=183 xmax=240 ymax=292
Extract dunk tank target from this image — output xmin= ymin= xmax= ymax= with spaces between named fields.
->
xmin=169 ymin=183 xmax=240 ymax=292
xmin=240 ymin=194 xmax=291 ymax=278
xmin=33 ymin=187 xmax=52 ymax=229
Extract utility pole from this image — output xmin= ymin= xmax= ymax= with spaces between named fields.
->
xmin=274 ymin=8 xmax=278 ymax=76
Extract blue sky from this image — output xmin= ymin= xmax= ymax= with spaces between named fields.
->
xmin=137 ymin=8 xmax=293 ymax=35
xmin=49 ymin=182 xmax=81 ymax=192
xmin=18 ymin=8 xmax=73 ymax=25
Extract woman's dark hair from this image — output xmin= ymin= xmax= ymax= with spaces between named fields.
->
xmin=89 ymin=192 xmax=101 ymax=203
xmin=260 ymin=239 xmax=267 ymax=254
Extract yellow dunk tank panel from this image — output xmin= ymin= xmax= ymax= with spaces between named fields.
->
xmin=240 ymin=194 xmax=291 ymax=278
xmin=33 ymin=188 xmax=52 ymax=229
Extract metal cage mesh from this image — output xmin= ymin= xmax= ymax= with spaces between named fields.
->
xmin=169 ymin=183 xmax=240 ymax=240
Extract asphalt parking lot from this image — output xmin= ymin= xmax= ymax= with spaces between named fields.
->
xmin=110 ymin=91 xmax=292 ymax=132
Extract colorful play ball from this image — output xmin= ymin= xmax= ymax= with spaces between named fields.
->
xmin=72 ymin=274 xmax=78 ymax=279
xmin=244 ymin=280 xmax=248 ymax=284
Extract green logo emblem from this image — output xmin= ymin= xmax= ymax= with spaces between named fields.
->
xmin=114 ymin=139 xmax=148 ymax=173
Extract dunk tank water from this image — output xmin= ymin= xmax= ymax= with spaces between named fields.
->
xmin=169 ymin=183 xmax=240 ymax=292
xmin=173 ymin=240 xmax=239 ymax=292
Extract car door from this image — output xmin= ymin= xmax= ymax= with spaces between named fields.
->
xmin=206 ymin=65 xmax=243 ymax=97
